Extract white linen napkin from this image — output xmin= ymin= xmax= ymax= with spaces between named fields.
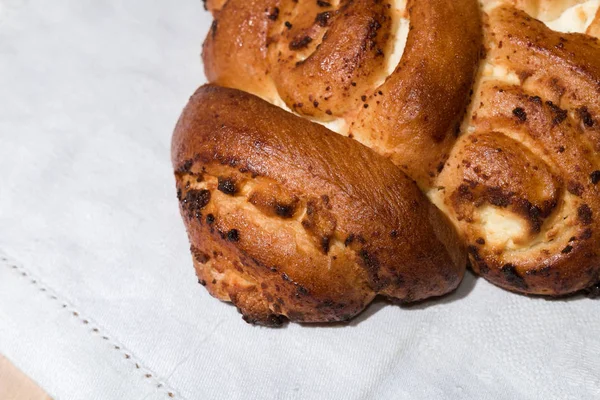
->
xmin=1 ymin=0 xmax=599 ymax=399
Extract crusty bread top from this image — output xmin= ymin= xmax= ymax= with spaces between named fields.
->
xmin=433 ymin=5 xmax=600 ymax=295
xmin=172 ymin=0 xmax=600 ymax=324
xmin=203 ymin=0 xmax=482 ymax=188
xmin=172 ymin=85 xmax=466 ymax=323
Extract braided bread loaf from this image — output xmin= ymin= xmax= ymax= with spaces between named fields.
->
xmin=173 ymin=0 xmax=600 ymax=324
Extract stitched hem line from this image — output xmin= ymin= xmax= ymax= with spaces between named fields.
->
xmin=0 ymin=250 xmax=185 ymax=399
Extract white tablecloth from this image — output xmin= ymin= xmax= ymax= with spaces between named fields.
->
xmin=1 ymin=1 xmax=599 ymax=399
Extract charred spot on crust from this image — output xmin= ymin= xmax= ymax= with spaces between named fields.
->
xmin=267 ymin=7 xmax=279 ymax=21
xmin=191 ymin=245 xmax=211 ymax=264
xmin=191 ymin=245 xmax=209 ymax=262
xmin=289 ymin=35 xmax=313 ymax=50
xmin=578 ymin=204 xmax=593 ymax=226
xmin=215 ymin=154 xmax=240 ymax=169
xmin=512 ymin=199 xmax=546 ymax=233
xmin=247 ymin=184 xmax=299 ymax=219
xmin=577 ymin=107 xmax=594 ymax=127
xmin=210 ymin=20 xmax=218 ymax=39
xmin=315 ymin=11 xmax=331 ymax=27
xmin=366 ymin=19 xmax=382 ymax=42
xmin=476 ymin=237 xmax=485 ymax=245
xmin=183 ymin=189 xmax=211 ymax=213
xmin=467 ymin=245 xmax=482 ymax=261
xmin=227 ymin=229 xmax=240 ymax=242
xmin=545 ymin=101 xmax=568 ymax=125
xmin=512 ymin=107 xmax=527 ymax=122
xmin=567 ymin=181 xmax=584 ymax=197
xmin=501 ymin=264 xmax=528 ymax=290
xmin=206 ymin=214 xmax=215 ymax=225
xmin=359 ymin=249 xmax=380 ymax=281
xmin=590 ymin=171 xmax=600 ymax=185
xmin=457 ymin=184 xmax=474 ymax=201
xmin=296 ymin=285 xmax=309 ymax=296
xmin=217 ymin=177 xmax=237 ymax=195
xmin=486 ymin=187 xmax=511 ymax=208
xmin=320 ymin=237 xmax=331 ymax=254
xmin=344 ymin=234 xmax=355 ymax=246
xmin=243 ymin=313 xmax=286 ymax=327
xmin=561 ymin=245 xmax=573 ymax=254
xmin=517 ymin=70 xmax=532 ymax=82
xmin=275 ymin=203 xmax=296 ymax=218
xmin=301 ymin=199 xmax=336 ymax=252
xmin=284 ymin=21 xmax=292 ymax=29
xmin=317 ymin=0 xmax=331 ymax=7
xmin=178 ymin=159 xmax=194 ymax=174
xmin=467 ymin=247 xmax=489 ymax=274
xmin=548 ymin=78 xmax=566 ymax=98
xmin=552 ymin=111 xmax=568 ymax=125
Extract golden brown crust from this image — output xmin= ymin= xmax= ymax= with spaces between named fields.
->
xmin=172 ymin=85 xmax=466 ymax=325
xmin=267 ymin=0 xmax=394 ymax=120
xmin=202 ymin=0 xmax=280 ymax=102
xmin=349 ymin=0 xmax=482 ymax=188
xmin=174 ymin=1 xmax=600 ymax=321
xmin=435 ymin=5 xmax=600 ymax=295
xmin=202 ymin=0 xmax=482 ymax=188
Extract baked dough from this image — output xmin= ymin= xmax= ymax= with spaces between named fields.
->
xmin=172 ymin=85 xmax=466 ymax=324
xmin=173 ymin=0 xmax=600 ymax=324
xmin=202 ymin=0 xmax=482 ymax=188
xmin=434 ymin=4 xmax=600 ymax=295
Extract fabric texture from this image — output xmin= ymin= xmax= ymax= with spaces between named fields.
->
xmin=0 ymin=0 xmax=599 ymax=399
